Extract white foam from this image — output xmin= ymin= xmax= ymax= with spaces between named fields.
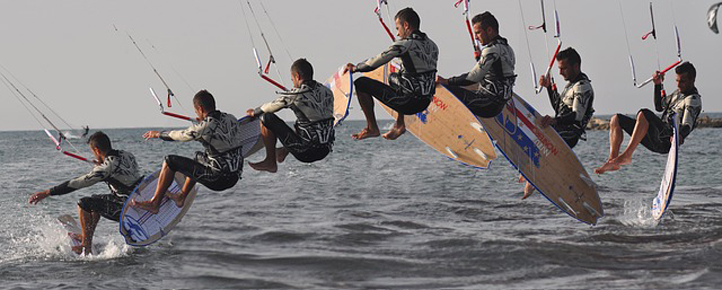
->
xmin=619 ymin=197 xmax=660 ymax=228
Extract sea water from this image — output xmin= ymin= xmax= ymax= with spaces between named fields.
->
xmin=1 ymin=121 xmax=721 ymax=289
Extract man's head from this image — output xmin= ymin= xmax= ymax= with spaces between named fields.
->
xmin=193 ymin=90 xmax=216 ymax=119
xmin=394 ymin=7 xmax=420 ymax=39
xmin=556 ymin=47 xmax=582 ymax=81
xmin=675 ymin=61 xmax=696 ymax=93
xmin=290 ymin=58 xmax=313 ymax=88
xmin=87 ymin=131 xmax=111 ymax=160
xmin=472 ymin=12 xmax=499 ymax=45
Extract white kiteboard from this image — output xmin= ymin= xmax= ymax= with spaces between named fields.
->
xmin=120 ymin=115 xmax=262 ymax=246
xmin=652 ymin=114 xmax=679 ymax=220
xmin=120 ymin=170 xmax=198 ymax=246
xmin=57 ymin=214 xmax=82 ymax=249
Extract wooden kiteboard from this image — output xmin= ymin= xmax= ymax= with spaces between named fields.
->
xmin=362 ymin=63 xmax=497 ymax=168
xmin=326 ymin=66 xmax=354 ymax=126
xmin=474 ymin=93 xmax=603 ymax=224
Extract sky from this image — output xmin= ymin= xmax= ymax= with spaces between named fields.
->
xmin=0 ymin=0 xmax=720 ymax=132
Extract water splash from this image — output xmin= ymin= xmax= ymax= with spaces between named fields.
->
xmin=620 ymin=196 xmax=660 ymax=228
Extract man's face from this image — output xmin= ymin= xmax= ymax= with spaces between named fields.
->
xmin=557 ymin=59 xmax=579 ymax=81
xmin=90 ymin=145 xmax=102 ymax=161
xmin=395 ymin=18 xmax=410 ymax=39
xmin=473 ymin=22 xmax=493 ymax=46
xmin=676 ymin=72 xmax=694 ymax=92
xmin=291 ymin=71 xmax=302 ymax=88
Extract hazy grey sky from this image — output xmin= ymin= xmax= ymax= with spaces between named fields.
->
xmin=1 ymin=0 xmax=720 ymax=132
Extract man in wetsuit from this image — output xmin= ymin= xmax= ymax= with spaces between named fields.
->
xmin=29 ymin=131 xmax=143 ymax=255
xmin=436 ymin=11 xmax=516 ymax=118
xmin=343 ymin=7 xmax=439 ymax=140
xmin=132 ymin=90 xmax=245 ymax=213
xmin=522 ymin=47 xmax=594 ymax=199
xmin=595 ymin=62 xmax=702 ymax=174
xmin=247 ymin=58 xmax=335 ymax=173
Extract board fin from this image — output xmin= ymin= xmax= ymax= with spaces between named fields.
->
xmin=557 ymin=197 xmax=578 ymax=217
xmin=473 ymin=148 xmax=488 ymax=160
xmin=579 ymin=174 xmax=598 ymax=189
xmin=582 ymin=202 xmax=601 ymax=219
xmin=470 ymin=122 xmax=485 ymax=132
xmin=445 ymin=147 xmax=459 ymax=159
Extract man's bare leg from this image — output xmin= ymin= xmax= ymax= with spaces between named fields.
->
xmin=76 ymin=205 xmax=100 ymax=255
xmin=276 ymin=147 xmax=289 ymax=163
xmin=165 ymin=177 xmax=196 ymax=208
xmin=595 ymin=115 xmax=624 ymax=174
xmin=382 ymin=114 xmax=407 ymax=140
xmin=614 ymin=111 xmax=650 ymax=167
xmin=249 ymin=122 xmax=279 ymax=173
xmin=352 ymin=92 xmax=380 ymax=140
xmin=130 ymin=161 xmax=176 ymax=214
xmin=522 ymin=182 xmax=535 ymax=200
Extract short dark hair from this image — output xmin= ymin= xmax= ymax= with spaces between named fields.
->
xmin=291 ymin=58 xmax=313 ymax=80
xmin=193 ymin=90 xmax=216 ymax=111
xmin=395 ymin=7 xmax=420 ymax=30
xmin=557 ymin=47 xmax=582 ymax=66
xmin=87 ymin=131 xmax=111 ymax=153
xmin=675 ymin=62 xmax=696 ymax=80
xmin=472 ymin=12 xmax=499 ymax=32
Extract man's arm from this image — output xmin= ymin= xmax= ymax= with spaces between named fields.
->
xmin=354 ymin=41 xmax=408 ymax=73
xmin=252 ymin=93 xmax=297 ymax=116
xmin=678 ymin=95 xmax=702 ymax=141
xmin=159 ymin=120 xmax=211 ymax=142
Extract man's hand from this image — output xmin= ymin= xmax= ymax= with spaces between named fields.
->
xmin=653 ymin=71 xmax=665 ymax=85
xmin=143 ymin=131 xmax=160 ymax=140
xmin=29 ymin=190 xmax=50 ymax=205
xmin=246 ymin=109 xmax=255 ymax=117
xmin=342 ymin=63 xmax=356 ymax=75
xmin=539 ymin=75 xmax=552 ymax=89
xmin=540 ymin=115 xmax=556 ymax=128
xmin=436 ymin=75 xmax=448 ymax=85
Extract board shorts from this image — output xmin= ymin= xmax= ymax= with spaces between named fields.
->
xmin=615 ymin=108 xmax=672 ymax=154
xmin=261 ymin=113 xmax=332 ymax=163
xmin=354 ymin=76 xmax=431 ymax=115
xmin=78 ymin=194 xmax=126 ymax=222
xmin=164 ymin=155 xmax=240 ymax=191
xmin=446 ymin=85 xmax=507 ymax=118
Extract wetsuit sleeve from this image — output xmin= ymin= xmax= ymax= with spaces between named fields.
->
xmin=49 ymin=161 xmax=113 ymax=196
xmin=355 ymin=40 xmax=409 ymax=73
xmin=654 ymin=84 xmax=665 ymax=112
xmin=679 ymin=95 xmax=702 ymax=140
xmin=160 ymin=120 xmax=211 ymax=142
xmin=255 ymin=93 xmax=298 ymax=115
xmin=464 ymin=46 xmax=500 ymax=83
xmin=446 ymin=73 xmax=476 ymax=86
xmin=547 ymin=86 xmax=561 ymax=114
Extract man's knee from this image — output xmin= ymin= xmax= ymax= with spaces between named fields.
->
xmin=260 ymin=112 xmax=280 ymax=125
xmin=610 ymin=114 xmax=622 ymax=127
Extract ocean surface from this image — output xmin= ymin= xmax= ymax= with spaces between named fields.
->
xmin=1 ymin=120 xmax=721 ymax=289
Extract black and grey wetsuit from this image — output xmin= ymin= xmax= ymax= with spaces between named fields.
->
xmin=49 ymin=150 xmax=142 ymax=221
xmin=446 ymin=36 xmax=516 ymax=118
xmin=160 ymin=110 xmax=245 ymax=191
xmin=547 ymin=73 xmax=595 ymax=148
xmin=253 ymin=80 xmax=335 ymax=163
xmin=353 ymin=30 xmax=439 ymax=114
xmin=615 ymin=85 xmax=702 ymax=153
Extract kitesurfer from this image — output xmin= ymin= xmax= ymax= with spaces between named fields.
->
xmin=247 ymin=58 xmax=335 ymax=173
xmin=29 ymin=132 xmax=142 ymax=255
xmin=132 ymin=90 xmax=246 ymax=213
xmin=522 ymin=47 xmax=595 ymax=199
xmin=595 ymin=62 xmax=701 ymax=174
xmin=436 ymin=11 xmax=516 ymax=118
xmin=343 ymin=7 xmax=439 ymax=140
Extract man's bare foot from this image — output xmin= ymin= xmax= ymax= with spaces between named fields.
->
xmin=615 ymin=153 xmax=633 ymax=166
xmin=165 ymin=192 xmax=186 ymax=208
xmin=351 ymin=128 xmax=380 ymax=140
xmin=522 ymin=182 xmax=535 ymax=200
xmin=130 ymin=199 xmax=160 ymax=214
xmin=382 ymin=126 xmax=406 ymax=140
xmin=517 ymin=174 xmax=525 ymax=183
xmin=594 ymin=160 xmax=621 ymax=175
xmin=249 ymin=160 xmax=278 ymax=173
xmin=276 ymin=147 xmax=289 ymax=163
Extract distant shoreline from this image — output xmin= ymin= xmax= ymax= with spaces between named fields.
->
xmin=587 ymin=114 xmax=722 ymax=130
